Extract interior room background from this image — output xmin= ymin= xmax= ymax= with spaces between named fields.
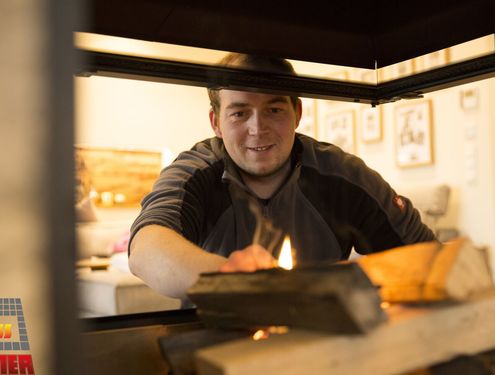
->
xmin=75 ymin=36 xmax=495 ymax=275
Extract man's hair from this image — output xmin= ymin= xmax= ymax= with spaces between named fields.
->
xmin=207 ymin=53 xmax=299 ymax=114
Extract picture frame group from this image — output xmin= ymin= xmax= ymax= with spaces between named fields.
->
xmin=297 ymin=97 xmax=435 ymax=170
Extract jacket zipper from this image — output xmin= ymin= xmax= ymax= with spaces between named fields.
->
xmin=262 ymin=203 xmax=269 ymax=218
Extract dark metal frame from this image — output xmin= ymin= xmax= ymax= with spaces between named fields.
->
xmin=80 ymin=309 xmax=200 ymax=332
xmin=78 ymin=50 xmax=495 ymax=106
xmin=50 ymin=0 xmax=82 ymax=374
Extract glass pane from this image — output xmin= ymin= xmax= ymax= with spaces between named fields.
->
xmin=74 ymin=32 xmax=495 ymax=318
xmin=76 ymin=32 xmax=495 ymax=86
xmin=377 ymin=34 xmax=495 ymax=83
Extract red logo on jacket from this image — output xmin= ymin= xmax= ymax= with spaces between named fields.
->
xmin=393 ymin=195 xmax=406 ymax=212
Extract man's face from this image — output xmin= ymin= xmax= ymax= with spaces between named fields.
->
xmin=210 ymin=90 xmax=302 ymax=178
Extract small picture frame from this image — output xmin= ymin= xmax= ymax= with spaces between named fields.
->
xmin=415 ymin=49 xmax=450 ymax=72
xmin=350 ymin=68 xmax=377 ymax=84
xmin=391 ymin=60 xmax=415 ymax=79
xmin=327 ymin=70 xmax=349 ymax=81
xmin=380 ymin=60 xmax=415 ymax=81
xmin=360 ymin=70 xmax=377 ymax=84
xmin=320 ymin=110 xmax=355 ymax=154
xmin=361 ymin=106 xmax=382 ymax=142
xmin=297 ymin=98 xmax=317 ymax=138
xmin=395 ymin=100 xmax=434 ymax=168
xmin=460 ymin=87 xmax=479 ymax=110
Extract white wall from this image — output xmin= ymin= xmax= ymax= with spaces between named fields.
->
xmin=75 ymin=76 xmax=213 ymax=158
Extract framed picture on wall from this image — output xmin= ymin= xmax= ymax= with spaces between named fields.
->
xmin=392 ymin=60 xmax=415 ymax=79
xmin=297 ymin=98 xmax=317 ymax=138
xmin=350 ymin=68 xmax=377 ymax=84
xmin=394 ymin=100 xmax=434 ymax=168
xmin=75 ymin=146 xmax=162 ymax=206
xmin=380 ymin=60 xmax=414 ymax=81
xmin=415 ymin=49 xmax=450 ymax=72
xmin=359 ymin=69 xmax=377 ymax=84
xmin=361 ymin=106 xmax=382 ymax=142
xmin=327 ymin=70 xmax=349 ymax=81
xmin=320 ymin=110 xmax=355 ymax=154
xmin=460 ymin=87 xmax=479 ymax=110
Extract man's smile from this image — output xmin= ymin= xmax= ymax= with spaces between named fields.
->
xmin=246 ymin=145 xmax=274 ymax=152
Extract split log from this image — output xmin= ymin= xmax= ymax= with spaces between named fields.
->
xmin=187 ymin=263 xmax=386 ymax=334
xmin=195 ymin=290 xmax=495 ymax=375
xmin=425 ymin=347 xmax=495 ymax=375
xmin=158 ymin=329 xmax=251 ymax=375
xmin=358 ymin=237 xmax=493 ymax=302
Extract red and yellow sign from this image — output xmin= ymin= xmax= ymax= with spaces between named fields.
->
xmin=0 ymin=298 xmax=35 ymax=374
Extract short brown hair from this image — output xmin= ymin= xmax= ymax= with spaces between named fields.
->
xmin=207 ymin=53 xmax=299 ymax=114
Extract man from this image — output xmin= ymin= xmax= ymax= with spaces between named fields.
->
xmin=129 ymin=54 xmax=435 ymax=300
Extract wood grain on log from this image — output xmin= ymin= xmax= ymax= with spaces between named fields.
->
xmin=195 ymin=290 xmax=495 ymax=375
xmin=187 ymin=263 xmax=386 ymax=334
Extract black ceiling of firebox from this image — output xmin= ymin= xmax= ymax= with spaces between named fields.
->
xmin=83 ymin=0 xmax=495 ymax=69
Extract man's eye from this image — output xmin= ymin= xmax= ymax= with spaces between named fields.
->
xmin=269 ymin=107 xmax=283 ymax=114
xmin=230 ymin=111 xmax=245 ymax=118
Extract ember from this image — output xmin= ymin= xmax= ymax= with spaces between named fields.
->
xmin=252 ymin=326 xmax=289 ymax=341
xmin=252 ymin=330 xmax=268 ymax=341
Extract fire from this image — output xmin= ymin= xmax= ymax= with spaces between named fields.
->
xmin=252 ymin=329 xmax=269 ymax=341
xmin=252 ymin=326 xmax=289 ymax=341
xmin=278 ymin=236 xmax=295 ymax=270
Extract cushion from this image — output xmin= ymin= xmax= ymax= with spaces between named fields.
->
xmin=76 ymin=220 xmax=131 ymax=259
xmin=396 ymin=184 xmax=451 ymax=228
xmin=77 ymin=266 xmax=181 ymax=316
xmin=75 ymin=196 xmax=99 ymax=222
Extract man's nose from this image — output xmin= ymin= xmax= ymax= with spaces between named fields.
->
xmin=247 ymin=112 xmax=268 ymax=135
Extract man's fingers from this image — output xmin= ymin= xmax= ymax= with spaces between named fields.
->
xmin=251 ymin=244 xmax=276 ymax=269
xmin=219 ymin=250 xmax=256 ymax=272
xmin=219 ymin=245 xmax=276 ymax=273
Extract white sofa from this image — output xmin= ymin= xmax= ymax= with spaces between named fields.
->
xmin=77 ymin=264 xmax=181 ymax=317
xmin=75 ymin=206 xmax=181 ymax=317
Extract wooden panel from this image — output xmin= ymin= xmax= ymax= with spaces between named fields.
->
xmin=75 ymin=146 xmax=162 ymax=207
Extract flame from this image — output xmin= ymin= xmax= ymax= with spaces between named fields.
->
xmin=278 ymin=236 xmax=294 ymax=270
xmin=252 ymin=329 xmax=269 ymax=341
xmin=268 ymin=326 xmax=289 ymax=334
xmin=252 ymin=327 xmax=289 ymax=341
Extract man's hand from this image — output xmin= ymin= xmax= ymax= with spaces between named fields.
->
xmin=219 ymin=244 xmax=276 ymax=272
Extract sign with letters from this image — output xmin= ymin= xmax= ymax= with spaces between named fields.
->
xmin=0 ymin=298 xmax=35 ymax=374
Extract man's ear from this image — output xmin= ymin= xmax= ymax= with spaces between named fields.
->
xmin=294 ymin=98 xmax=303 ymax=129
xmin=209 ymin=108 xmax=223 ymax=138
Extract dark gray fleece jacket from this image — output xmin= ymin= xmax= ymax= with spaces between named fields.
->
xmin=130 ymin=134 xmax=435 ymax=264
